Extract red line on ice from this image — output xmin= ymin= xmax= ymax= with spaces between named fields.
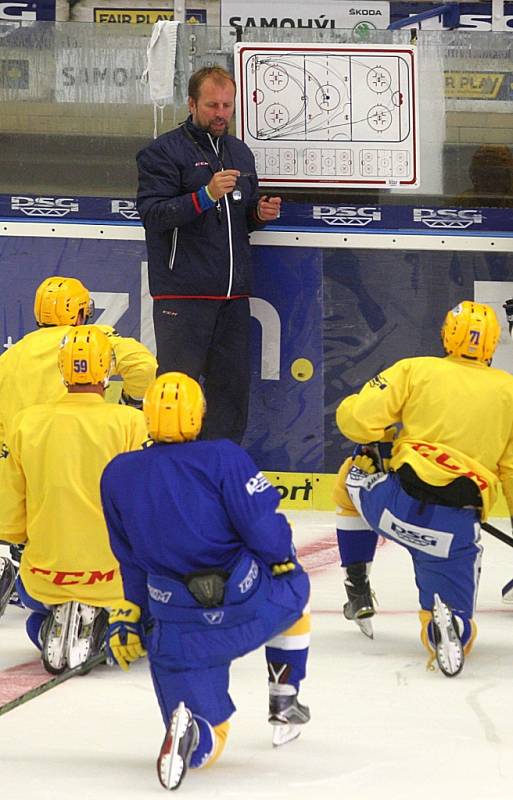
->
xmin=298 ymin=533 xmax=388 ymax=573
xmin=0 ymin=659 xmax=50 ymax=704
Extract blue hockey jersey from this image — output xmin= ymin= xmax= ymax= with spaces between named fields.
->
xmin=100 ymin=439 xmax=295 ymax=610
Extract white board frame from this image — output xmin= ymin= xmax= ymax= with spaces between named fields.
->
xmin=234 ymin=41 xmax=419 ymax=189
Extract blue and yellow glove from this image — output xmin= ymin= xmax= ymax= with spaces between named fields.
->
xmin=354 ymin=425 xmax=400 ymax=473
xmin=333 ymin=454 xmax=377 ymax=515
xmin=107 ymin=601 xmax=147 ymax=671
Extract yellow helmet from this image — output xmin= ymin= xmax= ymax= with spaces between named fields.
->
xmin=34 ymin=276 xmax=93 ymax=326
xmin=58 ymin=326 xmax=114 ymax=386
xmin=143 ymin=372 xmax=206 ymax=443
xmin=441 ymin=301 xmax=501 ymax=364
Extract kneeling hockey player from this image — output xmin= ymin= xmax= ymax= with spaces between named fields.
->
xmin=0 ymin=326 xmax=148 ymax=672
xmin=334 ymin=301 xmax=513 ymax=677
xmin=100 ymin=372 xmax=311 ymax=791
xmin=0 ymin=275 xmax=157 ymax=616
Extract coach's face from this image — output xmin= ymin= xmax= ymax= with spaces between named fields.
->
xmin=189 ymin=77 xmax=235 ymax=137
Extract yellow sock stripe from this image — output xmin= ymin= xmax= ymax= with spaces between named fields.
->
xmin=203 ymin=720 xmax=230 ymax=768
xmin=419 ymin=609 xmax=477 ymax=666
xmin=463 ymin=618 xmax=478 ymax=656
xmin=266 ymin=610 xmax=311 ymax=650
xmin=418 ymin=609 xmax=437 ymax=671
xmin=280 ymin=612 xmax=311 ymax=637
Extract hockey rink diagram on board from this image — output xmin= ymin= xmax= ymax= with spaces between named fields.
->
xmin=234 ymin=43 xmax=419 ymax=188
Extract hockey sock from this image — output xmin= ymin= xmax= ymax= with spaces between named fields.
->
xmin=265 ymin=611 xmax=310 ymax=690
xmin=26 ymin=611 xmax=48 ymax=651
xmin=419 ymin=609 xmax=477 ymax=662
xmin=337 ymin=528 xmax=378 ymax=566
xmin=190 ymin=716 xmax=230 ymax=769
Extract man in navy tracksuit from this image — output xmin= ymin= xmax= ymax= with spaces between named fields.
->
xmin=101 ymin=372 xmax=310 ymax=791
xmin=136 ymin=66 xmax=281 ymax=444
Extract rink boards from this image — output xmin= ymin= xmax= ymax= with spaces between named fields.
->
xmin=1 ymin=213 xmax=513 ymax=508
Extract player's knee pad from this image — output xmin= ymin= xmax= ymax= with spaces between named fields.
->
xmin=419 ymin=609 xmax=477 ymax=660
xmin=191 ymin=717 xmax=230 ymax=769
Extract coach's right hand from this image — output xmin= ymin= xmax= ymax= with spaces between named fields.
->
xmin=207 ymin=169 xmax=240 ymax=200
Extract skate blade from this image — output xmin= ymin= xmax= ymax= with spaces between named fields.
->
xmin=0 ymin=559 xmax=17 ymax=618
xmin=355 ymin=617 xmax=374 ymax=639
xmin=501 ymin=579 xmax=513 ymax=603
xmin=272 ymin=724 xmax=302 ymax=747
xmin=433 ymin=594 xmax=464 ymax=678
xmin=158 ymin=702 xmax=191 ymax=790
xmin=66 ymin=604 xmax=97 ymax=669
xmin=43 ymin=603 xmax=75 ymax=673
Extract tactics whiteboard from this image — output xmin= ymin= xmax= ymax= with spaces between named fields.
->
xmin=234 ymin=42 xmax=419 ymax=189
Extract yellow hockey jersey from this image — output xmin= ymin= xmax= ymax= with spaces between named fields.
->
xmin=0 ymin=324 xmax=157 ymax=443
xmin=0 ymin=393 xmax=148 ymax=605
xmin=336 ymin=355 xmax=513 ymax=521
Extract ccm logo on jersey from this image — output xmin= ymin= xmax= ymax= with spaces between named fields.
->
xmin=379 ymin=509 xmax=453 ymax=557
xmin=29 ymin=566 xmax=116 ymax=585
xmin=411 ymin=442 xmax=488 ymax=490
xmin=148 ymin=585 xmax=172 ymax=603
xmin=246 ymin=471 xmax=271 ymax=495
xmin=238 ymin=560 xmax=259 ymax=594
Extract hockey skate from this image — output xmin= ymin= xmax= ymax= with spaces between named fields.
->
xmin=157 ymin=702 xmax=199 ymax=791
xmin=7 ymin=544 xmax=24 ymax=608
xmin=431 ymin=593 xmax=464 ymax=678
xmin=501 ymin=577 xmax=513 ymax=603
xmin=268 ymin=687 xmax=311 ymax=747
xmin=42 ymin=603 xmax=75 ymax=674
xmin=0 ymin=557 xmax=17 ymax=619
xmin=66 ymin=604 xmax=109 ymax=670
xmin=343 ymin=562 xmax=375 ymax=639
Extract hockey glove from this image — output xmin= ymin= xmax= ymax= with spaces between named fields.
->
xmin=355 ymin=425 xmax=400 ymax=473
xmin=333 ymin=455 xmax=376 ymax=515
xmin=119 ymin=390 xmax=143 ymax=410
xmin=107 ymin=601 xmax=146 ymax=671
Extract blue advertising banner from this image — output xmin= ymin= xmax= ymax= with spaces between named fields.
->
xmin=0 ymin=0 xmax=55 ymax=20
xmin=2 ymin=195 xmax=513 ymax=234
xmin=0 ymin=195 xmax=140 ymax=223
xmin=390 ymin=1 xmax=513 ymax=30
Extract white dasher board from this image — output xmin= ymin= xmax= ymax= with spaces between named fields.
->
xmin=234 ymin=42 xmax=419 ymax=189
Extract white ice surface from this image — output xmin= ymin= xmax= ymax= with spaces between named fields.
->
xmin=2 ymin=511 xmax=513 ymax=800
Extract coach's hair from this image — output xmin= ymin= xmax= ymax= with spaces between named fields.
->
xmin=188 ymin=66 xmax=236 ymax=102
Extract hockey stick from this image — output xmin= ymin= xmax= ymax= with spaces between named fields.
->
xmin=0 ymin=651 xmax=107 ymax=717
xmin=481 ymin=521 xmax=513 ymax=548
